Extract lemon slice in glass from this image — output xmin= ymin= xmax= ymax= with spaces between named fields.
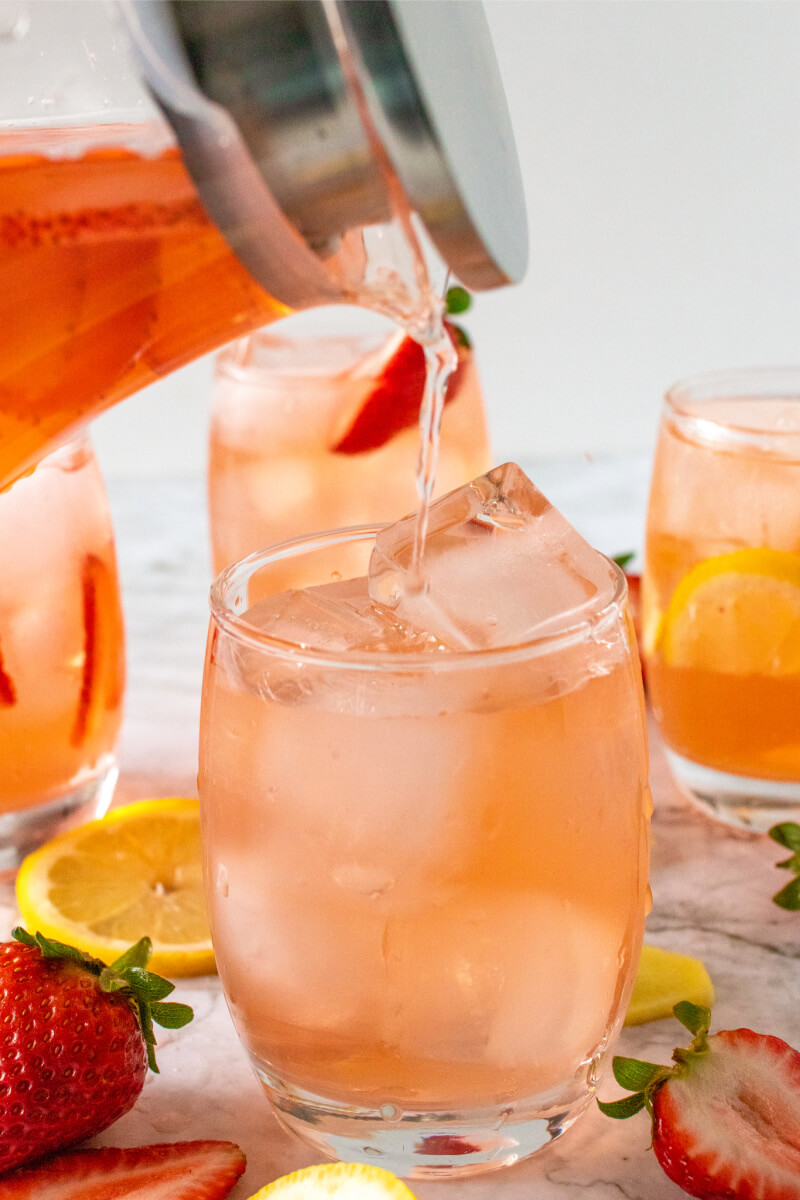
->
xmin=15 ymin=797 xmax=214 ymax=977
xmin=660 ymin=548 xmax=800 ymax=675
xmin=247 ymin=1164 xmax=418 ymax=1198
xmin=625 ymin=944 xmax=715 ymax=1026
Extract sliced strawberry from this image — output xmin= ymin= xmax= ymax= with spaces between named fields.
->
xmin=0 ymin=636 xmax=15 ymax=707
xmin=332 ymin=322 xmax=468 ymax=455
xmin=71 ymin=552 xmax=125 ymax=748
xmin=0 ymin=1140 xmax=246 ymax=1198
xmin=599 ymin=1002 xmax=800 ymax=1198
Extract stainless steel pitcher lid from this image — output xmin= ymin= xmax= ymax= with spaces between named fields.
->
xmin=123 ymin=0 xmax=527 ymax=292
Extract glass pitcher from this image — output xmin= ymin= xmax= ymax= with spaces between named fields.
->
xmin=0 ymin=0 xmax=527 ymax=489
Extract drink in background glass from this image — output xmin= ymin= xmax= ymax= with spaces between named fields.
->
xmin=199 ymin=464 xmax=650 ymax=1178
xmin=0 ymin=436 xmax=125 ymax=873
xmin=644 ymin=367 xmax=800 ymax=830
xmin=208 ymin=308 xmax=491 ymax=578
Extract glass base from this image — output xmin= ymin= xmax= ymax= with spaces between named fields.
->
xmin=254 ymin=1068 xmax=595 ymax=1180
xmin=0 ymin=757 xmax=118 ymax=876
xmin=666 ymin=750 xmax=800 ymax=832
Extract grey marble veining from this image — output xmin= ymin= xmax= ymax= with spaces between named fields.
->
xmin=3 ymin=462 xmax=798 ymax=1199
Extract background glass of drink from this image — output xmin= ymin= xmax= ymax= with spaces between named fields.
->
xmin=644 ymin=368 xmax=800 ymax=830
xmin=0 ymin=436 xmax=125 ymax=873
xmin=207 ymin=308 xmax=491 ymax=578
xmin=198 ymin=516 xmax=649 ymax=1178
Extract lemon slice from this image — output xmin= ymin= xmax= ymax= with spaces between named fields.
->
xmin=247 ymin=1164 xmax=418 ymax=1198
xmin=660 ymin=548 xmax=800 ymax=675
xmin=15 ymin=797 xmax=214 ymax=977
xmin=625 ymin=944 xmax=715 ymax=1026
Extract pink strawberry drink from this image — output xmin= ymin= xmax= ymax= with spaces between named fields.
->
xmin=199 ymin=464 xmax=651 ymax=1178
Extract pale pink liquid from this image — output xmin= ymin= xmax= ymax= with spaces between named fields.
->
xmin=0 ymin=439 xmax=125 ymax=811
xmin=199 ymin=563 xmax=650 ymax=1113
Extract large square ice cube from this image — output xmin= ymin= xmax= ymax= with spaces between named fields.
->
xmin=247 ymin=576 xmax=445 ymax=654
xmin=368 ymin=463 xmax=617 ymax=650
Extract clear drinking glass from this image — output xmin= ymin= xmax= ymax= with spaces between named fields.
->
xmin=198 ymin=524 xmax=650 ymax=1179
xmin=208 ymin=309 xmax=492 ymax=578
xmin=644 ymin=367 xmax=800 ymax=830
xmin=0 ymin=436 xmax=125 ymax=873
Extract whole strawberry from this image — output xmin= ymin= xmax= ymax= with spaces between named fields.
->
xmin=0 ymin=928 xmax=192 ymax=1175
xmin=599 ymin=1001 xmax=800 ymax=1198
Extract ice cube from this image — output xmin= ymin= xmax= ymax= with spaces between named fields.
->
xmin=247 ymin=576 xmax=446 ymax=655
xmin=382 ymin=894 xmax=621 ymax=1086
xmin=369 ymin=463 xmax=617 ymax=650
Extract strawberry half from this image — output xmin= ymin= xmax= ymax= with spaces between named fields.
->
xmin=332 ymin=321 xmax=468 ymax=456
xmin=0 ymin=1140 xmax=246 ymax=1198
xmin=599 ymin=1001 xmax=800 ymax=1197
xmin=0 ymin=930 xmax=193 ymax=1175
xmin=0 ymin=636 xmax=15 ymax=706
xmin=71 ymin=552 xmax=125 ymax=748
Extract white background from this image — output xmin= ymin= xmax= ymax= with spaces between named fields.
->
xmin=12 ymin=0 xmax=800 ymax=477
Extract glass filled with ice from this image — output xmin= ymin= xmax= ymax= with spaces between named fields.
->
xmin=198 ymin=464 xmax=651 ymax=1178
xmin=0 ymin=435 xmax=125 ymax=873
xmin=208 ymin=307 xmax=491 ymax=579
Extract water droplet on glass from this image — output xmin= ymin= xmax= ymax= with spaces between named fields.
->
xmin=379 ymin=1104 xmax=399 ymax=1122
xmin=217 ymin=863 xmax=229 ymax=898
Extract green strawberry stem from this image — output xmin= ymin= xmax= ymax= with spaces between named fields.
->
xmin=612 ymin=551 xmax=636 ymax=571
xmin=769 ymin=822 xmax=800 ymax=910
xmin=12 ymin=928 xmax=193 ymax=1073
xmin=597 ymin=1002 xmax=712 ymax=1120
xmin=445 ymin=285 xmax=472 ymax=349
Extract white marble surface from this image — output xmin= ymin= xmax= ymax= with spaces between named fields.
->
xmin=4 ymin=458 xmax=799 ymax=1199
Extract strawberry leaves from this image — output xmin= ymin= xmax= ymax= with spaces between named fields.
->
xmin=12 ymin=928 xmax=192 ymax=1072
xmin=769 ymin=822 xmax=800 ymax=910
xmin=598 ymin=1002 xmax=712 ymax=1120
xmin=445 ymin=286 xmax=472 ymax=349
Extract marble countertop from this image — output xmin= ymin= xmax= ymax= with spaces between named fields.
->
xmin=4 ymin=457 xmax=799 ymax=1199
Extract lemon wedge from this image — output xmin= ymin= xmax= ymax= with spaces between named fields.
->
xmin=247 ymin=1164 xmax=418 ymax=1198
xmin=15 ymin=797 xmax=214 ymax=977
xmin=625 ymin=944 xmax=715 ymax=1026
xmin=660 ymin=548 xmax=800 ymax=675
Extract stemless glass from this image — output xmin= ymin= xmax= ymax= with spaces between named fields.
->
xmin=644 ymin=367 xmax=800 ymax=830
xmin=198 ymin=526 xmax=650 ymax=1180
xmin=0 ymin=436 xmax=125 ymax=873
xmin=207 ymin=309 xmax=492 ymax=577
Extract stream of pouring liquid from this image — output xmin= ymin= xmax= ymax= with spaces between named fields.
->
xmin=411 ymin=335 xmax=459 ymax=579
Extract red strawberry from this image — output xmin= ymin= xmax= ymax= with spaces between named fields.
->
xmin=332 ymin=321 xmax=468 ymax=456
xmin=0 ymin=929 xmax=193 ymax=1175
xmin=0 ymin=636 xmax=15 ymax=706
xmin=599 ymin=1001 xmax=800 ymax=1198
xmin=414 ymin=1134 xmax=481 ymax=1156
xmin=0 ymin=1140 xmax=246 ymax=1198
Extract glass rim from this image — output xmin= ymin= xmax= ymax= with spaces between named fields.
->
xmin=665 ymin=365 xmax=800 ymax=450
xmin=208 ymin=523 xmax=628 ymax=674
xmin=215 ymin=308 xmax=402 ymax=386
